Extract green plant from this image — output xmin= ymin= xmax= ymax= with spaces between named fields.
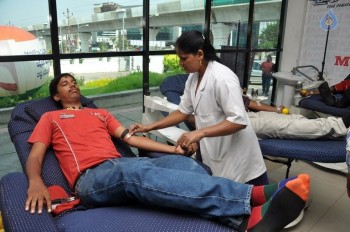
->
xmin=99 ymin=42 xmax=109 ymax=52
xmin=163 ymin=54 xmax=181 ymax=72
xmin=77 ymin=76 xmax=85 ymax=87
xmin=258 ymin=22 xmax=279 ymax=49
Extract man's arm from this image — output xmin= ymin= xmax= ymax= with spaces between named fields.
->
xmin=242 ymin=95 xmax=288 ymax=114
xmin=114 ymin=125 xmax=192 ymax=155
xmin=25 ymin=142 xmax=51 ymax=214
xmin=247 ymin=100 xmax=278 ymax=112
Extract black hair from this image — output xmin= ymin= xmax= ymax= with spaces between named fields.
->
xmin=49 ymin=73 xmax=76 ymax=99
xmin=175 ymin=30 xmax=220 ymax=63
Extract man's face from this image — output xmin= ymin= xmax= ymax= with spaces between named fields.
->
xmin=53 ymin=75 xmax=80 ymax=103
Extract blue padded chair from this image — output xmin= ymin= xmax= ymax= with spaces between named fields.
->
xmin=259 ymin=139 xmax=346 ymax=178
xmin=159 ymin=73 xmax=195 ymax=131
xmin=0 ymin=96 xmax=234 ymax=232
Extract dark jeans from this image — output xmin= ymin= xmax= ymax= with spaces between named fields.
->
xmin=75 ymin=156 xmax=252 ymax=230
xmin=262 ymin=73 xmax=272 ymax=95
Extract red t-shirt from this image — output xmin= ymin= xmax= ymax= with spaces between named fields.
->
xmin=28 ymin=108 xmax=122 ymax=188
xmin=261 ymin=61 xmax=274 ymax=75
xmin=334 ymin=79 xmax=350 ymax=92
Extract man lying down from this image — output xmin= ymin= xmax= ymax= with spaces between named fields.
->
xmin=242 ymin=95 xmax=349 ymax=140
xmin=182 ymin=94 xmax=348 ymax=140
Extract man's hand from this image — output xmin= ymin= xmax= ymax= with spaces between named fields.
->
xmin=25 ymin=180 xmax=51 ymax=214
xmin=129 ymin=123 xmax=151 ymax=135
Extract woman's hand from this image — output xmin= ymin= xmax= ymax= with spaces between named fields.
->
xmin=129 ymin=123 xmax=151 ymax=135
xmin=177 ymin=131 xmax=203 ymax=149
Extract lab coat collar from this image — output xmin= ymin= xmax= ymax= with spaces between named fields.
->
xmin=193 ymin=61 xmax=213 ymax=112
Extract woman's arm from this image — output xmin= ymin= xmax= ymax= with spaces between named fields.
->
xmin=129 ymin=110 xmax=189 ymax=135
xmin=177 ymin=120 xmax=246 ymax=147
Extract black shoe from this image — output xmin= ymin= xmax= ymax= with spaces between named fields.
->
xmin=318 ymin=82 xmax=336 ymax=106
xmin=341 ymin=113 xmax=350 ymax=128
xmin=335 ymin=88 xmax=350 ymax=108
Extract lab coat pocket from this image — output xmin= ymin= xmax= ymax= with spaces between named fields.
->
xmin=196 ymin=113 xmax=216 ymax=128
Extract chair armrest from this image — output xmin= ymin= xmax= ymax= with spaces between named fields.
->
xmin=0 ymin=172 xmax=59 ymax=232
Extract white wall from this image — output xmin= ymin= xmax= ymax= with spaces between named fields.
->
xmin=281 ymin=0 xmax=350 ymax=85
xmin=280 ymin=0 xmax=308 ymax=73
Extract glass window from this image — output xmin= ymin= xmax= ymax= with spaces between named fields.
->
xmin=0 ymin=0 xmax=51 ymax=108
xmin=0 ymin=60 xmax=52 ymax=108
xmin=213 ymin=1 xmax=250 ymax=86
xmin=247 ymin=0 xmax=282 ymax=101
xmin=0 ymin=0 xmax=50 ymax=54
xmin=149 ymin=55 xmax=185 ymax=95
xmin=60 ymin=56 xmax=142 ymax=96
xmin=211 ymin=2 xmax=249 ymax=50
xmin=57 ymin=1 xmax=142 ymax=53
xmin=0 ymin=0 xmax=285 ymax=110
xmin=149 ymin=0 xmax=205 ymax=51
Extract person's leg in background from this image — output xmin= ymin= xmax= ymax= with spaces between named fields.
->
xmin=264 ymin=74 xmax=272 ymax=97
xmin=334 ymin=88 xmax=350 ymax=108
xmin=249 ymin=111 xmax=348 ymax=139
xmin=261 ymin=74 xmax=267 ymax=95
xmin=318 ymin=81 xmax=336 ymax=106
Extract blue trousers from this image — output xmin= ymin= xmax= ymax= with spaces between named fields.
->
xmin=75 ymin=156 xmax=252 ymax=229
xmin=262 ymin=73 xmax=273 ymax=94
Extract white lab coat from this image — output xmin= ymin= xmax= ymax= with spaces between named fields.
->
xmin=178 ymin=61 xmax=266 ymax=183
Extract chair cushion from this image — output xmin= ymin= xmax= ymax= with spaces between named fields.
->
xmin=259 ymin=138 xmax=346 ymax=163
xmin=299 ymin=94 xmax=350 ymax=116
xmin=56 ymin=205 xmax=233 ymax=232
xmin=160 ymin=74 xmax=189 ymax=104
xmin=160 ymin=74 xmax=195 ymax=131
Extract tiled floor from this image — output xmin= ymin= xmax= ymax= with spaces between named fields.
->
xmin=1 ymin=103 xmax=350 ymax=231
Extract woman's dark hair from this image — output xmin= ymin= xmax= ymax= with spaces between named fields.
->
xmin=175 ymin=30 xmax=220 ymax=63
xmin=49 ymin=73 xmax=76 ymax=99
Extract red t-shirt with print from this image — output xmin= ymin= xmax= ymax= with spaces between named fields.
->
xmin=28 ymin=108 xmax=122 ymax=189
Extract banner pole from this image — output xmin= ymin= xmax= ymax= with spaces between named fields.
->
xmin=320 ymin=25 xmax=330 ymax=81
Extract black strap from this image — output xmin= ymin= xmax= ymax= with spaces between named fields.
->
xmin=120 ymin=129 xmax=129 ymax=140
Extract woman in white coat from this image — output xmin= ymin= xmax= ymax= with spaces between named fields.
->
xmin=130 ymin=30 xmax=268 ymax=185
